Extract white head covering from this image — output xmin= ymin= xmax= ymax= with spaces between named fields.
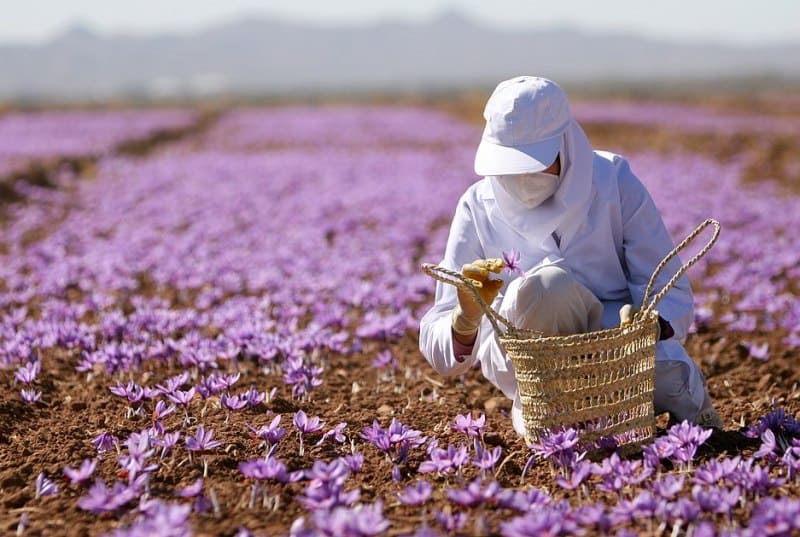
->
xmin=477 ymin=76 xmax=595 ymax=250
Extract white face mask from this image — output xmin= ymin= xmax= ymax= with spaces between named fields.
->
xmin=493 ymin=172 xmax=561 ymax=208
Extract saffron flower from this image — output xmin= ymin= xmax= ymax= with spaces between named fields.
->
xmin=15 ymin=360 xmax=40 ymax=384
xmin=221 ymin=393 xmax=248 ymax=411
xmin=109 ymin=380 xmax=145 ymax=404
xmin=472 ymin=444 xmax=503 ymax=475
xmin=185 ymin=425 xmax=221 ymax=452
xmin=155 ymin=371 xmax=190 ymax=396
xmin=298 ymin=459 xmax=359 ymax=511
xmin=343 ymin=452 xmax=364 ymax=473
xmin=239 ymin=457 xmax=302 ymax=484
xmin=154 ymin=431 xmax=181 ymax=458
xmin=308 ymin=500 xmax=390 ymax=536
xmin=419 ymin=443 xmax=469 ymax=475
xmin=64 ymin=459 xmax=97 ymax=485
xmin=20 ymin=388 xmax=42 ymax=404
xmin=241 ymin=387 xmax=265 ymax=407
xmin=452 ymin=413 xmax=486 ymax=439
xmin=78 ymin=478 xmax=139 ymax=515
xmin=176 ymin=478 xmax=204 ymax=498
xmin=664 ymin=420 xmax=713 ymax=465
xmin=398 ymin=480 xmax=433 ymax=506
xmin=446 ymin=478 xmax=500 ymax=507
xmin=503 ymin=248 xmax=525 ymax=277
xmin=434 ymin=510 xmax=469 ymax=533
xmin=317 ymin=422 xmax=348 ymax=446
xmin=294 ymin=410 xmax=324 ymax=456
xmin=152 ymin=400 xmax=176 ymax=421
xmin=92 ymin=432 xmax=119 ymax=454
xmin=167 ymin=387 xmax=196 ymax=407
xmin=744 ymin=341 xmax=770 ymax=361
xmin=370 ymin=350 xmax=397 ymax=372
xmin=34 ymin=473 xmax=58 ymax=499
xmin=247 ymin=415 xmax=287 ymax=447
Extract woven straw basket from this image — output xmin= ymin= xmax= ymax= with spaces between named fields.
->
xmin=423 ymin=219 xmax=720 ymax=451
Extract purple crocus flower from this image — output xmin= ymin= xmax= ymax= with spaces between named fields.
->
xmin=221 ymin=393 xmax=248 ymax=411
xmin=293 ymin=410 xmax=324 ymax=434
xmin=167 ymin=387 xmax=195 ymax=407
xmin=744 ymin=341 xmax=769 ymax=361
xmin=419 ymin=444 xmax=469 ymax=475
xmin=34 ymin=473 xmax=58 ymax=499
xmin=247 ymin=415 xmax=287 ymax=446
xmin=92 ymin=431 xmax=119 ymax=454
xmin=500 ymin=505 xmax=581 ymax=537
xmin=528 ymin=428 xmax=581 ymax=469
xmin=77 ymin=479 xmax=139 ymax=513
xmin=197 ymin=374 xmax=227 ymax=399
xmin=239 ymin=457 xmax=301 ymax=483
xmin=665 ymin=497 xmax=701 ymax=524
xmin=754 ymin=429 xmax=778 ymax=460
xmin=733 ymin=460 xmax=785 ymax=496
xmin=241 ymin=387 xmax=265 ymax=407
xmin=370 ymin=350 xmax=397 ymax=371
xmin=343 ymin=452 xmax=364 ymax=473
xmin=398 ymin=480 xmax=432 ymax=506
xmin=309 ymin=500 xmax=390 ymax=537
xmin=152 ymin=400 xmax=176 ymax=421
xmin=392 ymin=464 xmax=402 ymax=482
xmin=692 ymin=484 xmax=741 ymax=514
xmin=652 ymin=474 xmax=685 ymax=500
xmin=155 ymin=372 xmax=190 ymax=396
xmin=555 ymin=460 xmax=592 ymax=491
xmin=305 ymin=459 xmax=350 ymax=483
xmin=15 ymin=360 xmax=40 ymax=384
xmin=503 ymin=248 xmax=525 ymax=277
xmin=115 ymin=499 xmax=192 ymax=537
xmin=293 ymin=410 xmax=324 ymax=455
xmin=64 ymin=458 xmax=97 ymax=485
xmin=572 ymin=502 xmax=612 ymax=532
xmin=472 ymin=444 xmax=503 ymax=473
xmin=446 ymin=478 xmax=500 ymax=507
xmin=749 ymin=497 xmax=800 ymax=536
xmin=20 ymin=388 xmax=41 ymax=404
xmin=452 ymin=413 xmax=486 ymax=438
xmin=109 ymin=381 xmax=145 ymax=404
xmin=434 ymin=510 xmax=469 ymax=533
xmin=176 ymin=478 xmax=204 ymax=498
xmin=298 ymin=460 xmax=359 ymax=511
xmin=185 ymin=425 xmax=221 ymax=452
xmin=154 ymin=431 xmax=181 ymax=458
xmin=496 ymin=487 xmax=551 ymax=512
xmin=665 ymin=420 xmax=713 ymax=464
xmin=317 ymin=422 xmax=348 ymax=446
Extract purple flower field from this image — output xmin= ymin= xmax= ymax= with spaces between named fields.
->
xmin=0 ymin=100 xmax=799 ymax=536
xmin=0 ymin=108 xmax=198 ymax=180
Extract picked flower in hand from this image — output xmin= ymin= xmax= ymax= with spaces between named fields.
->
xmin=502 ymin=248 xmax=525 ymax=277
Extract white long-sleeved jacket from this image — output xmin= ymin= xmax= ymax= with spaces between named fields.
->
xmin=419 ymin=151 xmax=695 ymax=402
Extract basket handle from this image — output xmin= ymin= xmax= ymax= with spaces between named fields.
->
xmin=421 ymin=263 xmax=518 ymax=337
xmin=639 ymin=219 xmax=720 ymax=317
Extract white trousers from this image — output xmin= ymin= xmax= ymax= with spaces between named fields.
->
xmin=497 ymin=263 xmax=708 ymax=437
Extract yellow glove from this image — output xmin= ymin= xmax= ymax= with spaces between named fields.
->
xmin=452 ymin=259 xmax=504 ymax=337
xmin=619 ymin=304 xmax=674 ymax=341
xmin=618 ymin=304 xmax=639 ymax=327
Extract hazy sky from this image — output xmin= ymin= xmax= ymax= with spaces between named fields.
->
xmin=3 ymin=0 xmax=799 ymax=45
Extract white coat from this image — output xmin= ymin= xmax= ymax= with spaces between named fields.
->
xmin=418 ymin=150 xmax=696 ymax=411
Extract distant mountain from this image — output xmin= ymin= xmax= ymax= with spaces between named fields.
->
xmin=1 ymin=12 xmax=798 ymax=101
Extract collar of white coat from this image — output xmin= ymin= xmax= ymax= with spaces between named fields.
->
xmin=480 ymin=119 xmax=595 ymax=250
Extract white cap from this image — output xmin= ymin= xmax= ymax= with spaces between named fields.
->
xmin=474 ymin=76 xmax=570 ymax=176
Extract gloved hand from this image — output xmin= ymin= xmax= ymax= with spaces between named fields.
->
xmin=452 ymin=259 xmax=505 ymax=338
xmin=619 ymin=304 xmax=675 ymax=341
